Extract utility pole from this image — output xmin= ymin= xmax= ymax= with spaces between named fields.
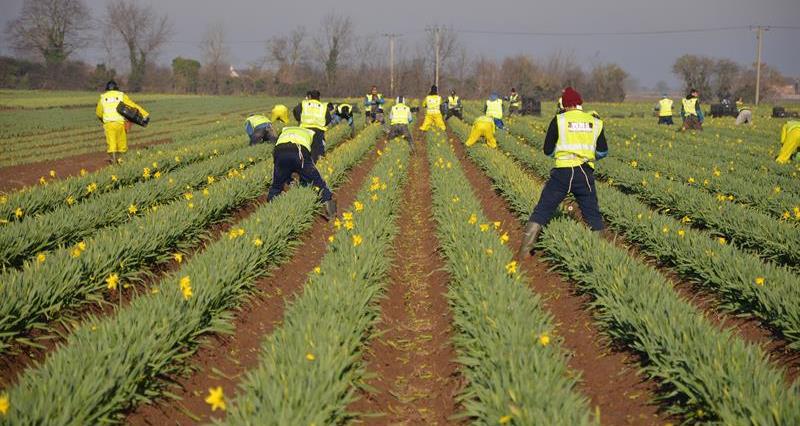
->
xmin=426 ymin=25 xmax=441 ymax=87
xmin=753 ymin=25 xmax=769 ymax=106
xmin=382 ymin=33 xmax=400 ymax=97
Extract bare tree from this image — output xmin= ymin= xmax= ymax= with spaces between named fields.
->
xmin=423 ymin=26 xmax=460 ymax=85
xmin=268 ymin=27 xmax=307 ymax=86
xmin=201 ymin=22 xmax=229 ymax=94
xmin=5 ymin=0 xmax=91 ymax=68
xmin=713 ymin=58 xmax=741 ymax=100
xmin=104 ymin=0 xmax=172 ymax=92
xmin=313 ymin=12 xmax=352 ymax=92
xmin=672 ymin=54 xmax=715 ymax=99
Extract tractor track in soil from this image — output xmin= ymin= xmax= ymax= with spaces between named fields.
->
xmin=348 ymin=129 xmax=462 ymax=425
xmin=125 ymin=139 xmax=386 ymax=425
xmin=447 ymin=128 xmax=668 ymax=426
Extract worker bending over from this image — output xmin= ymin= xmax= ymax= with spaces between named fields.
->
xmin=420 ymin=85 xmax=446 ymax=131
xmin=96 ymin=80 xmax=149 ymax=164
xmin=271 ymin=104 xmax=290 ymax=124
xmin=292 ymin=90 xmax=331 ymax=162
xmin=388 ymin=96 xmax=414 ymax=147
xmin=777 ymin=121 xmax=800 ymax=164
xmin=484 ymin=92 xmax=504 ymax=129
xmin=518 ymin=87 xmax=608 ymax=258
xmin=655 ymin=94 xmax=674 ymax=125
xmin=267 ymin=126 xmax=336 ymax=218
xmin=508 ymin=88 xmax=522 ymax=116
xmin=244 ymin=114 xmax=277 ymax=145
xmin=464 ymin=115 xmax=497 ymax=148
xmin=445 ymin=89 xmax=463 ymax=120
xmin=364 ymin=86 xmax=385 ymax=125
xmin=680 ymin=88 xmax=704 ymax=131
xmin=332 ymin=103 xmax=355 ymax=136
xmin=735 ymin=97 xmax=752 ymax=125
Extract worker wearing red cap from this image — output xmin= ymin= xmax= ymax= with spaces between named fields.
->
xmin=518 ymin=87 xmax=609 ymax=258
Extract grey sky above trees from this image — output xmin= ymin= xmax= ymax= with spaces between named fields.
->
xmin=0 ymin=0 xmax=797 ymax=89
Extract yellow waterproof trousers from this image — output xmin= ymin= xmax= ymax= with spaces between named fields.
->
xmin=465 ymin=122 xmax=497 ymax=148
xmin=420 ymin=112 xmax=446 ymax=131
xmin=776 ymin=129 xmax=800 ymax=164
xmin=103 ymin=122 xmax=128 ymax=153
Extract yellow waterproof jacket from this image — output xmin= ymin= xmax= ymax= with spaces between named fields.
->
xmin=96 ymin=90 xmax=148 ymax=123
xmin=782 ymin=121 xmax=800 ymax=145
xmin=423 ymin=95 xmax=442 ymax=114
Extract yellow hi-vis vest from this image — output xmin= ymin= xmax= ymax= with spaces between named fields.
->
xmin=276 ymin=126 xmax=314 ymax=152
xmin=447 ymin=95 xmax=459 ymax=108
xmin=509 ymin=93 xmax=521 ymax=107
xmin=658 ymin=98 xmax=673 ymax=117
xmin=390 ymin=103 xmax=411 ymax=125
xmin=736 ymin=100 xmax=750 ymax=111
xmin=424 ymin=95 xmax=442 ymax=114
xmin=782 ymin=121 xmax=800 ymax=144
xmin=486 ymin=99 xmax=503 ymax=119
xmin=682 ymin=98 xmax=698 ymax=116
xmin=246 ymin=114 xmax=270 ymax=128
xmin=300 ymin=99 xmax=327 ymax=130
xmin=554 ymin=109 xmax=603 ymax=169
xmin=100 ymin=90 xmax=126 ymax=123
xmin=337 ymin=103 xmax=352 ymax=114
xmin=365 ymin=93 xmax=383 ymax=102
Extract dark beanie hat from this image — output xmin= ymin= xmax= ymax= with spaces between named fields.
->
xmin=561 ymin=87 xmax=583 ymax=108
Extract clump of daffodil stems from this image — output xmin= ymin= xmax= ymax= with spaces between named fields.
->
xmin=0 ymin=125 xmax=381 ymax=425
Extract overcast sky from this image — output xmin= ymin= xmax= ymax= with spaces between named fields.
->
xmin=1 ymin=0 xmax=798 ymax=89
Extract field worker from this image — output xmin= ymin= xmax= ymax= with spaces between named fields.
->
xmin=332 ymin=102 xmax=355 ymax=136
xmin=271 ymin=104 xmax=290 ymax=123
xmin=420 ymin=85 xmax=446 ymax=131
xmin=776 ymin=121 xmax=800 ymax=164
xmin=518 ymin=87 xmax=608 ymax=259
xmin=244 ymin=113 xmax=277 ymax=145
xmin=735 ymin=97 xmax=753 ymax=125
xmin=95 ymin=80 xmax=149 ymax=164
xmin=292 ymin=89 xmax=331 ymax=162
xmin=364 ymin=85 xmax=385 ymax=125
xmin=388 ymin=96 xmax=414 ymax=148
xmin=680 ymin=88 xmax=704 ymax=131
xmin=267 ymin=126 xmax=336 ymax=219
xmin=508 ymin=88 xmax=522 ymax=116
xmin=445 ymin=89 xmax=463 ymax=120
xmin=655 ymin=94 xmax=674 ymax=125
xmin=484 ymin=92 xmax=504 ymax=129
xmin=464 ymin=115 xmax=497 ymax=149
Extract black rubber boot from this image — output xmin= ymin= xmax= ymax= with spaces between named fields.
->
xmin=517 ymin=221 xmax=542 ymax=259
xmin=324 ymin=199 xmax=337 ymax=220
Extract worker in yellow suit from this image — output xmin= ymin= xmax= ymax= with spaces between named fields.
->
xmin=465 ymin=115 xmax=497 ymax=148
xmin=777 ymin=121 xmax=800 ymax=164
xmin=95 ymin=80 xmax=148 ymax=164
xmin=420 ymin=85 xmax=446 ymax=131
xmin=271 ymin=104 xmax=290 ymax=123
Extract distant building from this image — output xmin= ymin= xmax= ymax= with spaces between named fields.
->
xmin=229 ymin=66 xmax=239 ymax=78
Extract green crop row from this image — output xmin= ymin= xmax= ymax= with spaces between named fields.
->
xmin=424 ymin=130 xmax=594 ymax=425
xmin=0 ymin=124 xmax=381 ymax=425
xmin=502 ymin=117 xmax=800 ymax=267
xmin=449 ymin=120 xmax=800 ymax=424
xmin=224 ymin=140 xmax=410 ymax=425
xmin=0 ymin=123 xmax=352 ymax=354
xmin=0 ymin=143 xmax=273 ymax=269
xmin=467 ymin=118 xmax=800 ymax=349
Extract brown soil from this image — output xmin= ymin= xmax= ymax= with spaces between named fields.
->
xmin=349 ymin=134 xmax=462 ymax=424
xmin=0 ymin=138 xmax=172 ymax=191
xmin=125 ymin=140 xmax=385 ymax=425
xmin=448 ymin=132 xmax=668 ymax=426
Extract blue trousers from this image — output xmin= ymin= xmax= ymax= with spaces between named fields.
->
xmin=267 ymin=143 xmax=332 ymax=202
xmin=530 ymin=164 xmax=604 ymax=230
xmin=493 ymin=118 xmax=505 ymax=130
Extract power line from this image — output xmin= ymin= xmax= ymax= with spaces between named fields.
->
xmin=453 ymin=25 xmax=800 ymax=37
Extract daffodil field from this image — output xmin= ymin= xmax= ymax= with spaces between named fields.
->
xmin=1 ymin=91 xmax=799 ymax=424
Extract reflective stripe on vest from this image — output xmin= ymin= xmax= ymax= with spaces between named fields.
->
xmin=246 ymin=114 xmax=270 ymax=128
xmin=510 ymin=94 xmax=521 ymax=107
xmin=101 ymin=90 xmax=125 ymax=123
xmin=682 ymin=98 xmax=698 ymax=116
xmin=486 ymin=99 xmax=503 ymax=119
xmin=425 ymin=95 xmax=442 ymax=114
xmin=365 ymin=93 xmax=383 ymax=103
xmin=447 ymin=96 xmax=459 ymax=108
xmin=337 ymin=103 xmax=351 ymax=114
xmin=276 ymin=126 xmax=314 ymax=151
xmin=554 ymin=110 xmax=602 ymax=168
xmin=390 ymin=104 xmax=411 ymax=125
xmin=658 ymin=99 xmax=673 ymax=116
xmin=301 ymin=100 xmax=327 ymax=130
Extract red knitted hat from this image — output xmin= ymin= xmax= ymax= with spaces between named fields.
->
xmin=561 ymin=87 xmax=583 ymax=108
